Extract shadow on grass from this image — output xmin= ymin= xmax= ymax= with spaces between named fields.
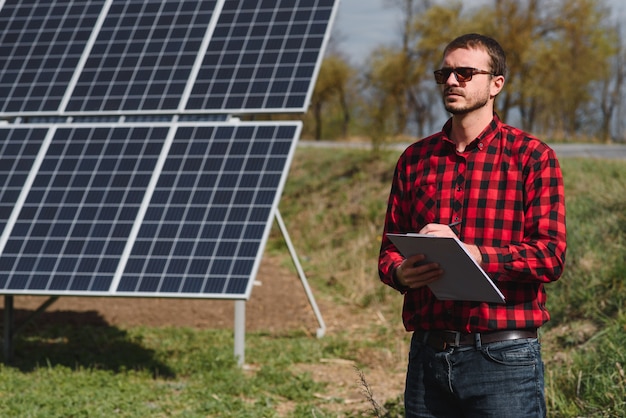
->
xmin=1 ymin=308 xmax=175 ymax=377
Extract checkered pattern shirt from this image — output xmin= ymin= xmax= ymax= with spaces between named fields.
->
xmin=378 ymin=115 xmax=566 ymax=332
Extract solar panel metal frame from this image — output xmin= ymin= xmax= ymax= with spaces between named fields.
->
xmin=0 ymin=0 xmax=339 ymax=118
xmin=0 ymin=121 xmax=301 ymax=300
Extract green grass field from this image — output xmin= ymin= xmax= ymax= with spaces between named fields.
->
xmin=0 ymin=146 xmax=624 ymax=417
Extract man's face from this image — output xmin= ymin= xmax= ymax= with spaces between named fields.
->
xmin=440 ymin=47 xmax=494 ymax=115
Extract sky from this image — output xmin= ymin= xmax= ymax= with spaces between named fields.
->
xmin=332 ymin=0 xmax=626 ymax=66
xmin=331 ymin=0 xmax=397 ymax=64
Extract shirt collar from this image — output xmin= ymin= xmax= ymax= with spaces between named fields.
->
xmin=441 ymin=114 xmax=501 ymax=152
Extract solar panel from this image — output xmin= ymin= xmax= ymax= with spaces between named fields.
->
xmin=0 ymin=127 xmax=50 ymax=235
xmin=184 ymin=0 xmax=337 ymax=113
xmin=0 ymin=0 xmax=106 ymax=114
xmin=117 ymin=122 xmax=299 ymax=298
xmin=0 ymin=122 xmax=300 ymax=299
xmin=0 ymin=0 xmax=338 ymax=117
xmin=64 ymin=0 xmax=217 ymax=113
xmin=0 ymin=124 xmax=169 ymax=294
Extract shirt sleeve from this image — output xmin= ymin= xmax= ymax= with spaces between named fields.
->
xmin=378 ymin=156 xmax=410 ymax=293
xmin=479 ymin=146 xmax=566 ymax=283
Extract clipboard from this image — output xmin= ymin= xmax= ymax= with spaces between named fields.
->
xmin=386 ymin=233 xmax=506 ymax=304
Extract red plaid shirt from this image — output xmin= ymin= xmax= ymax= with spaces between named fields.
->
xmin=379 ymin=115 xmax=566 ymax=332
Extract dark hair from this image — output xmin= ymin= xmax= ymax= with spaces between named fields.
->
xmin=443 ymin=33 xmax=507 ymax=78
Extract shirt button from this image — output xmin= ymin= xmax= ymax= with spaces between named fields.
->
xmin=478 ymin=142 xmax=484 ymax=150
xmin=456 ymin=186 xmax=462 ymax=192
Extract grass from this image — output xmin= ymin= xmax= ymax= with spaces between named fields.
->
xmin=1 ymin=146 xmax=625 ymax=417
xmin=1 ymin=327 xmax=334 ymax=417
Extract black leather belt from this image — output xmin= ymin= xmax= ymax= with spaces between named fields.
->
xmin=416 ymin=329 xmax=538 ymax=351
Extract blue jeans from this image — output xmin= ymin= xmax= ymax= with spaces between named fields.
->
xmin=405 ymin=332 xmax=546 ymax=417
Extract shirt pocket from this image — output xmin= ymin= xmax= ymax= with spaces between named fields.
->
xmin=409 ymin=181 xmax=440 ymax=226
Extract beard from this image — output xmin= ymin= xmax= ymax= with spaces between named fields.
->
xmin=443 ymin=88 xmax=490 ymax=115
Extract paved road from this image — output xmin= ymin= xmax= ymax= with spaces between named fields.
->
xmin=549 ymin=143 xmax=626 ymax=160
xmin=299 ymin=140 xmax=626 ymax=160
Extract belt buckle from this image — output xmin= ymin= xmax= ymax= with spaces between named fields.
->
xmin=437 ymin=331 xmax=461 ymax=351
xmin=430 ymin=331 xmax=461 ymax=351
xmin=430 ymin=334 xmax=448 ymax=351
xmin=432 ymin=336 xmax=448 ymax=351
xmin=443 ymin=331 xmax=461 ymax=349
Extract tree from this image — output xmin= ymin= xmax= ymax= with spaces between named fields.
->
xmin=467 ymin=0 xmax=545 ymax=126
xmin=410 ymin=2 xmax=467 ymax=135
xmin=362 ymin=0 xmax=457 ymax=141
xmin=308 ymin=53 xmax=355 ymax=140
xmin=600 ymin=29 xmax=626 ymax=142
xmin=331 ymin=0 xmax=622 ymax=143
xmin=410 ymin=0 xmax=618 ymax=138
xmin=534 ymin=0 xmax=616 ymax=138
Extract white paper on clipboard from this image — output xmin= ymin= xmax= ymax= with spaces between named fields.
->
xmin=386 ymin=233 xmax=506 ymax=304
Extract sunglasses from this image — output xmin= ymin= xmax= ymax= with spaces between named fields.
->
xmin=433 ymin=67 xmax=495 ymax=84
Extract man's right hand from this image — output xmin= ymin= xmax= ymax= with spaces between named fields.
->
xmin=394 ymin=254 xmax=443 ymax=289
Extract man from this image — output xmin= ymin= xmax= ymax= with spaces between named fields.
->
xmin=378 ymin=33 xmax=566 ymax=417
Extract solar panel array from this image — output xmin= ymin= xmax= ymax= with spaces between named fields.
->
xmin=0 ymin=0 xmax=338 ymax=299
xmin=0 ymin=122 xmax=300 ymax=298
xmin=0 ymin=0 xmax=338 ymax=116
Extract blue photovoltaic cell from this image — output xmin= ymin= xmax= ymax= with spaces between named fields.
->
xmin=0 ymin=127 xmax=49 ymax=235
xmin=65 ymin=0 xmax=217 ymax=113
xmin=0 ymin=0 xmax=106 ymax=113
xmin=117 ymin=122 xmax=299 ymax=298
xmin=185 ymin=0 xmax=336 ymax=112
xmin=0 ymin=125 xmax=168 ymax=293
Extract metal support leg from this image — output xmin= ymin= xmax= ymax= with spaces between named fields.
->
xmin=275 ymin=210 xmax=326 ymax=338
xmin=2 ymin=295 xmax=59 ymax=364
xmin=232 ymin=209 xmax=325 ymax=367
xmin=3 ymin=295 xmax=14 ymax=363
xmin=234 ymin=300 xmax=245 ymax=367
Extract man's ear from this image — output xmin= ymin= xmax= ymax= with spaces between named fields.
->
xmin=491 ymin=75 xmax=505 ymax=97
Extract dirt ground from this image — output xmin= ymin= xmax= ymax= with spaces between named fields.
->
xmin=1 ymin=255 xmax=407 ymax=415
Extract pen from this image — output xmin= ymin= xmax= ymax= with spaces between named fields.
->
xmin=448 ymin=221 xmax=462 ymax=228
